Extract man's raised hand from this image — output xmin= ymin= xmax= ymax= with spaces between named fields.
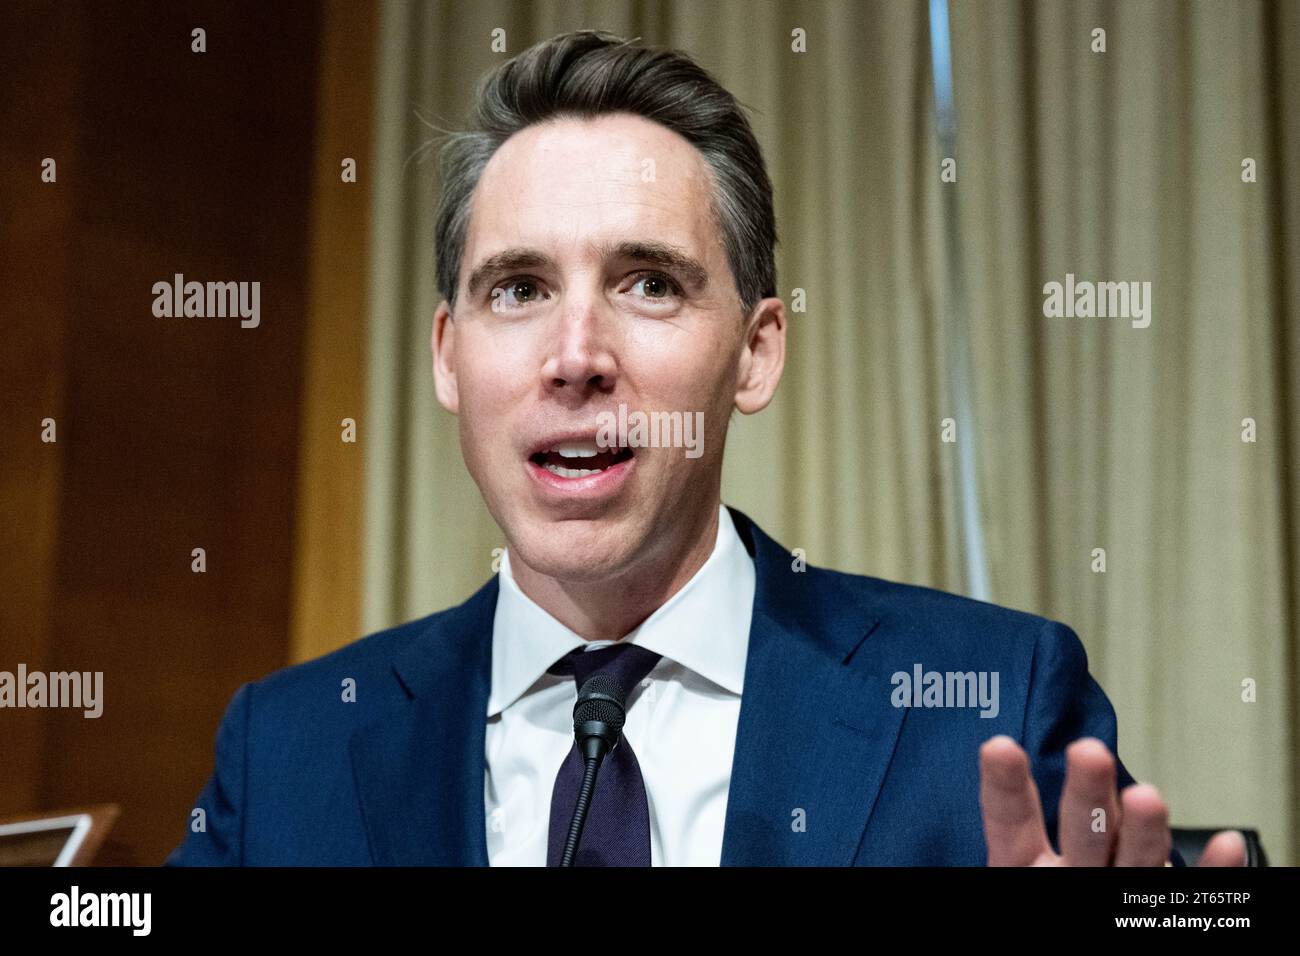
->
xmin=978 ymin=735 xmax=1246 ymax=867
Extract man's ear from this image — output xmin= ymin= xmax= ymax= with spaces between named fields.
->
xmin=431 ymin=299 xmax=459 ymax=414
xmin=734 ymin=295 xmax=787 ymax=414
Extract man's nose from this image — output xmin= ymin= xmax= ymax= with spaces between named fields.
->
xmin=540 ymin=294 xmax=617 ymax=397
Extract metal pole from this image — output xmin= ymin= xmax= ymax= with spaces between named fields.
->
xmin=928 ymin=0 xmax=991 ymax=600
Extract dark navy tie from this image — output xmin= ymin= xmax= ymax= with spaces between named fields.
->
xmin=546 ymin=642 xmax=663 ymax=866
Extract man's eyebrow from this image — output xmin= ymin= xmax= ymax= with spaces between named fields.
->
xmin=466 ymin=249 xmax=554 ymax=300
xmin=603 ymin=241 xmax=710 ymax=291
xmin=464 ymin=240 xmax=711 ymax=300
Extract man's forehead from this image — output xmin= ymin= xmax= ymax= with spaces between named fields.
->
xmin=464 ymin=114 xmax=719 ymax=263
xmin=482 ymin=113 xmax=709 ymax=191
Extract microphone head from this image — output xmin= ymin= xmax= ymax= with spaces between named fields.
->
xmin=573 ymin=673 xmax=627 ymax=760
xmin=573 ymin=673 xmax=627 ymax=735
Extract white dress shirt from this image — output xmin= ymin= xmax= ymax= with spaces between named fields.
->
xmin=484 ymin=504 xmax=755 ymax=866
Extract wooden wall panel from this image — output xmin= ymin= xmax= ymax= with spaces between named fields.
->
xmin=291 ymin=0 xmax=376 ymax=664
xmin=0 ymin=1 xmax=84 ymax=819
xmin=0 ymin=0 xmax=356 ymax=865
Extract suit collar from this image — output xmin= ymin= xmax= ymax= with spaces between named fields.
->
xmin=488 ymin=504 xmax=753 ymax=716
xmin=350 ymin=506 xmax=906 ymax=866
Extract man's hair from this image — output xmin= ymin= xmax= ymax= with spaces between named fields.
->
xmin=433 ymin=29 xmax=777 ymax=314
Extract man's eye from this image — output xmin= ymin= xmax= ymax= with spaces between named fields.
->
xmin=628 ymin=272 xmax=680 ymax=300
xmin=490 ymin=278 xmax=546 ymax=311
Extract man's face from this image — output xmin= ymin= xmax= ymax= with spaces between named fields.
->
xmin=432 ymin=112 xmax=782 ymax=584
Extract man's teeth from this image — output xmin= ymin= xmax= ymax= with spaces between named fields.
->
xmin=532 ymin=442 xmax=629 ymax=478
xmin=553 ymin=444 xmax=598 ymax=458
xmin=543 ymin=462 xmax=602 ymax=478
xmin=543 ymin=443 xmax=603 ymax=476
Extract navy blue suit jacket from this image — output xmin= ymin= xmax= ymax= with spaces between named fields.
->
xmin=167 ymin=507 xmax=1173 ymax=866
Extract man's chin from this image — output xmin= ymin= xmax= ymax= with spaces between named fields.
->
xmin=507 ymin=517 xmax=643 ymax=584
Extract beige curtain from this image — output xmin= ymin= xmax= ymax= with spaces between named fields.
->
xmin=363 ymin=0 xmax=1298 ymax=864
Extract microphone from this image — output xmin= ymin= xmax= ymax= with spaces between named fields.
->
xmin=558 ymin=672 xmax=628 ymax=867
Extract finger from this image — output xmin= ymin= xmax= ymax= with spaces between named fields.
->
xmin=1112 ymin=783 xmax=1171 ymax=867
xmin=1057 ymin=737 xmax=1120 ymax=866
xmin=979 ymin=735 xmax=1053 ymax=866
xmin=1197 ymin=830 xmax=1247 ymax=867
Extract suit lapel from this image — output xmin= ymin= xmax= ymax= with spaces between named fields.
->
xmin=721 ymin=508 xmax=908 ymax=866
xmin=349 ymin=577 xmax=497 ymax=865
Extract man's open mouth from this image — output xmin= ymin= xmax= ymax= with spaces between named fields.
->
xmin=528 ymin=442 xmax=634 ymax=479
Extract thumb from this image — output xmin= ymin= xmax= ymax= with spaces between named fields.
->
xmin=1197 ymin=830 xmax=1248 ymax=867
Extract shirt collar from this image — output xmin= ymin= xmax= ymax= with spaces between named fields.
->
xmin=488 ymin=504 xmax=755 ymax=717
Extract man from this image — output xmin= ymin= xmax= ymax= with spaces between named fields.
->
xmin=168 ymin=30 xmax=1245 ymax=866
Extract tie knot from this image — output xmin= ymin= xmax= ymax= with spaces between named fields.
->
xmin=548 ymin=642 xmax=663 ymax=696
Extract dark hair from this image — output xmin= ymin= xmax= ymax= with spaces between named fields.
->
xmin=432 ymin=29 xmax=777 ymax=313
